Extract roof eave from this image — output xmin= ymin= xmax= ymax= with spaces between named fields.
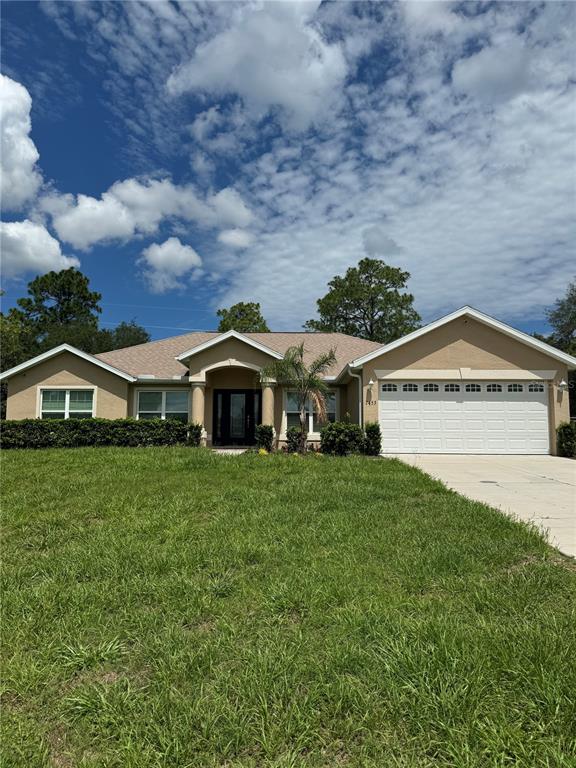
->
xmin=0 ymin=344 xmax=137 ymax=382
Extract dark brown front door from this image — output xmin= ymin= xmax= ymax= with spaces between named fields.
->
xmin=213 ymin=389 xmax=261 ymax=446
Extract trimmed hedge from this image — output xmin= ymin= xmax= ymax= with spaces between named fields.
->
xmin=363 ymin=422 xmax=382 ymax=456
xmin=255 ymin=424 xmax=274 ymax=452
xmin=0 ymin=418 xmax=203 ymax=449
xmin=557 ymin=421 xmax=576 ymax=458
xmin=320 ymin=422 xmax=365 ymax=456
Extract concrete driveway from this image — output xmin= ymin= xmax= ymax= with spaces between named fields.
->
xmin=392 ymin=455 xmax=576 ymax=558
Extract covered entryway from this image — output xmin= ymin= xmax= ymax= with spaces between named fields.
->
xmin=379 ymin=380 xmax=550 ymax=454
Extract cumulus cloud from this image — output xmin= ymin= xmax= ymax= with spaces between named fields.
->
xmin=1 ymin=220 xmax=79 ymax=278
xmin=167 ymin=1 xmax=347 ymax=130
xmin=362 ymin=227 xmax=403 ymax=258
xmin=218 ymin=229 xmax=254 ymax=249
xmin=0 ymin=74 xmax=42 ymax=211
xmin=452 ymin=38 xmax=533 ymax=104
xmin=139 ymin=237 xmax=202 ymax=293
xmin=44 ymin=178 xmax=253 ymax=250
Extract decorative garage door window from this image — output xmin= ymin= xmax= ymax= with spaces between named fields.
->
xmin=137 ymin=391 xmax=189 ymax=422
xmin=381 ymin=383 xmax=397 ymax=392
xmin=529 ymin=383 xmax=545 ymax=392
xmin=465 ymin=384 xmax=482 ymax=392
xmin=487 ymin=384 xmax=502 ymax=392
xmin=444 ymin=383 xmax=460 ymax=392
xmin=402 ymin=383 xmax=418 ymax=392
xmin=508 ymin=384 xmax=524 ymax=392
xmin=41 ymin=389 xmax=94 ymax=419
xmin=423 ymin=383 xmax=439 ymax=392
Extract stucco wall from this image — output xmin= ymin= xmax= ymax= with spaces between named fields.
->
xmin=188 ymin=339 xmax=277 ymax=379
xmin=6 ymin=352 xmax=129 ymax=420
xmin=361 ymin=317 xmax=569 ymax=453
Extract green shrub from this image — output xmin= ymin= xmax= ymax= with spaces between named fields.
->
xmin=320 ymin=422 xmax=365 ymax=456
xmin=0 ymin=418 xmax=200 ymax=449
xmin=363 ymin=422 xmax=382 ymax=456
xmin=255 ymin=424 xmax=274 ymax=452
xmin=286 ymin=426 xmax=303 ymax=453
xmin=187 ymin=422 xmax=203 ymax=447
xmin=557 ymin=421 xmax=576 ymax=458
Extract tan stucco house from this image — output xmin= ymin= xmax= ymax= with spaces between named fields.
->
xmin=2 ymin=307 xmax=574 ymax=454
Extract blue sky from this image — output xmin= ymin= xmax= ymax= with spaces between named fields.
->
xmin=1 ymin=1 xmax=574 ymax=339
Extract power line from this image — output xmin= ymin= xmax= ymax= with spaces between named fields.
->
xmin=100 ymin=321 xmax=208 ymax=331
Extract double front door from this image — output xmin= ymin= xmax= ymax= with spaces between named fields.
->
xmin=213 ymin=389 xmax=261 ymax=446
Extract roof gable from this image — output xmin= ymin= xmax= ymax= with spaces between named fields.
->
xmin=0 ymin=344 xmax=137 ymax=382
xmin=175 ymin=330 xmax=284 ymax=363
xmin=350 ymin=307 xmax=576 ymax=369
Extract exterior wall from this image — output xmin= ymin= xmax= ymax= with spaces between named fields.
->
xmin=361 ymin=317 xmax=570 ymax=454
xmin=6 ymin=352 xmax=129 ymax=420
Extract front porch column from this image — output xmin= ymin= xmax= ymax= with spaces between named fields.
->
xmin=191 ymin=383 xmax=205 ymax=429
xmin=261 ymin=383 xmax=275 ymax=427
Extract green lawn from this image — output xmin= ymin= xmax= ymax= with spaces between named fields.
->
xmin=1 ymin=448 xmax=575 ymax=768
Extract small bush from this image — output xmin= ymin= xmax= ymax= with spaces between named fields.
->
xmin=187 ymin=422 xmax=203 ymax=447
xmin=320 ymin=422 xmax=365 ymax=456
xmin=255 ymin=424 xmax=274 ymax=452
xmin=286 ymin=426 xmax=304 ymax=453
xmin=363 ymin=422 xmax=382 ymax=456
xmin=0 ymin=418 xmax=202 ymax=449
xmin=557 ymin=421 xmax=576 ymax=458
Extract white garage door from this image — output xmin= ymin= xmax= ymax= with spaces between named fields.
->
xmin=379 ymin=381 xmax=550 ymax=454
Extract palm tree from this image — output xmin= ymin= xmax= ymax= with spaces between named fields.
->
xmin=261 ymin=343 xmax=337 ymax=453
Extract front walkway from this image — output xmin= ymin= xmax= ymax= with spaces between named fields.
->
xmin=391 ymin=455 xmax=576 ymax=558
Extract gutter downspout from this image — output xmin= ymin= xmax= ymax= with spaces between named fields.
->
xmin=348 ymin=366 xmax=363 ymax=427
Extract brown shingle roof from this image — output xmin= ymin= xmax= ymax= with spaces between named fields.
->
xmin=95 ymin=331 xmax=382 ymax=379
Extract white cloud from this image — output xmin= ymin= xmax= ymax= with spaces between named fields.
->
xmin=167 ymin=1 xmax=347 ymax=130
xmin=0 ymin=74 xmax=42 ymax=211
xmin=211 ymin=188 xmax=254 ymax=229
xmin=402 ymin=1 xmax=461 ymax=34
xmin=213 ymin=6 xmax=576 ymax=328
xmin=218 ymin=229 xmax=254 ymax=249
xmin=362 ymin=227 xmax=403 ymax=257
xmin=139 ymin=237 xmax=202 ymax=293
xmin=45 ymin=178 xmax=253 ymax=250
xmin=452 ymin=38 xmax=533 ymax=104
xmin=1 ymin=220 xmax=79 ymax=278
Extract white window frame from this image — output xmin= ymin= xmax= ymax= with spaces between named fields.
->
xmin=37 ymin=386 xmax=96 ymax=419
xmin=402 ymin=383 xmax=419 ymax=392
xmin=282 ymin=388 xmax=339 ymax=439
xmin=507 ymin=383 xmax=524 ymax=393
xmin=381 ymin=383 xmax=398 ymax=392
xmin=423 ymin=383 xmax=439 ymax=392
xmin=134 ymin=389 xmax=190 ymax=421
xmin=465 ymin=383 xmax=482 ymax=393
xmin=528 ymin=383 xmax=545 ymax=393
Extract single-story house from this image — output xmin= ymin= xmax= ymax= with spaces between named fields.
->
xmin=1 ymin=306 xmax=574 ymax=454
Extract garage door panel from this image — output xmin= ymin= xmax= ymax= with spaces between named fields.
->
xmin=379 ymin=380 xmax=549 ymax=454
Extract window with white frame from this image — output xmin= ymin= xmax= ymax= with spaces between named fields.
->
xmin=137 ymin=390 xmax=189 ymax=422
xmin=445 ymin=383 xmax=460 ymax=392
xmin=528 ymin=382 xmax=545 ymax=392
xmin=486 ymin=384 xmax=502 ymax=393
xmin=41 ymin=389 xmax=94 ymax=419
xmin=402 ymin=383 xmax=418 ymax=392
xmin=286 ymin=390 xmax=336 ymax=433
xmin=423 ymin=383 xmax=439 ymax=392
xmin=381 ymin=383 xmax=397 ymax=392
xmin=465 ymin=383 xmax=482 ymax=393
xmin=508 ymin=384 xmax=524 ymax=393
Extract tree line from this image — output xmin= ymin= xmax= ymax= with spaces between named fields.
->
xmin=1 ymin=258 xmax=574 ymax=368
